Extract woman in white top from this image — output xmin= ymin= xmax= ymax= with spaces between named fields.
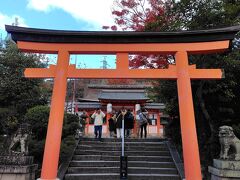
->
xmin=91 ymin=108 xmax=105 ymax=140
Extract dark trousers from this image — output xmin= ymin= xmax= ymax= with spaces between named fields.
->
xmin=140 ymin=123 xmax=147 ymax=138
xmin=94 ymin=125 xmax=102 ymax=139
xmin=125 ymin=129 xmax=131 ymax=138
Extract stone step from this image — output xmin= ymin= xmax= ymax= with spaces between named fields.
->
xmin=74 ymin=150 xmax=170 ymax=156
xmin=69 ymin=160 xmax=176 ymax=168
xmin=65 ymin=173 xmax=180 ymax=180
xmin=64 ymin=138 xmax=181 ymax=180
xmin=79 ymin=141 xmax=166 ymax=146
xmin=80 ymin=138 xmax=165 ymax=142
xmin=67 ymin=166 xmax=178 ymax=174
xmin=77 ymin=145 xmax=168 ymax=151
xmin=72 ymin=155 xmax=173 ymax=162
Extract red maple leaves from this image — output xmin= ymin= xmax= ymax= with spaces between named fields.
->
xmin=103 ymin=0 xmax=177 ymax=69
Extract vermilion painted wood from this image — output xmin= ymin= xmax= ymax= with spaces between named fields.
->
xmin=176 ymin=51 xmax=202 ymax=180
xmin=40 ymin=51 xmax=69 ymax=179
xmin=24 ymin=64 xmax=223 ymax=79
xmin=6 ymin=24 xmax=239 ymax=180
xmin=157 ymin=113 xmax=162 ymax=135
xmin=17 ymin=40 xmax=229 ymax=54
xmin=13 ymin=36 xmax=235 ymax=180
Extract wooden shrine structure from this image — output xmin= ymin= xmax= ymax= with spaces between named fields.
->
xmin=75 ymin=84 xmax=165 ymax=136
xmin=6 ymin=25 xmax=240 ymax=180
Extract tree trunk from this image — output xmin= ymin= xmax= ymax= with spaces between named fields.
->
xmin=196 ymin=81 xmax=215 ymax=143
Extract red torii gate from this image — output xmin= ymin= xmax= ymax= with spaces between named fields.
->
xmin=6 ymin=25 xmax=240 ymax=180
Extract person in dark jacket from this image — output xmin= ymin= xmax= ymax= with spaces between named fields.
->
xmin=124 ymin=109 xmax=134 ymax=138
xmin=116 ymin=107 xmax=127 ymax=138
xmin=108 ymin=114 xmax=116 ymax=138
xmin=139 ymin=108 xmax=148 ymax=138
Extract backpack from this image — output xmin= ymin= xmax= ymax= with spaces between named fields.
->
xmin=139 ymin=112 xmax=148 ymax=125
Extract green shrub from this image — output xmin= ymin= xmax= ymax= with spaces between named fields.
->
xmin=24 ymin=105 xmax=80 ymax=169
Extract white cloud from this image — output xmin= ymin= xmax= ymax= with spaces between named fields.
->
xmin=0 ymin=12 xmax=28 ymax=30
xmin=27 ymin=0 xmax=115 ymax=30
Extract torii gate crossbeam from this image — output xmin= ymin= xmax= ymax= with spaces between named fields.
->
xmin=6 ymin=25 xmax=240 ymax=180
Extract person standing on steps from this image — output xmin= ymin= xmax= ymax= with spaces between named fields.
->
xmin=91 ymin=108 xmax=105 ymax=141
xmin=116 ymin=107 xmax=127 ymax=138
xmin=139 ymin=108 xmax=149 ymax=138
xmin=108 ymin=114 xmax=117 ymax=138
xmin=124 ymin=109 xmax=134 ymax=138
xmin=79 ymin=110 xmax=88 ymax=136
xmin=135 ymin=110 xmax=141 ymax=138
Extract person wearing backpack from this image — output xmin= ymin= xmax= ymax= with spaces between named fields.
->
xmin=135 ymin=110 xmax=142 ymax=138
xmin=139 ymin=108 xmax=148 ymax=138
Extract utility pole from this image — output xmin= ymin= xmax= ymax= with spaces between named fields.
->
xmin=5 ymin=17 xmax=20 ymax=41
xmin=12 ymin=17 xmax=19 ymax=26
xmin=0 ymin=33 xmax=2 ymax=47
xmin=72 ymin=55 xmax=77 ymax=114
xmin=101 ymin=56 xmax=110 ymax=69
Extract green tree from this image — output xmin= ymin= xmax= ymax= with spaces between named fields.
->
xmin=110 ymin=0 xmax=239 ymax=178
xmin=0 ymin=41 xmax=48 ymax=134
xmin=150 ymin=0 xmax=240 ymax=178
xmin=175 ymin=0 xmax=240 ymax=30
xmin=24 ymin=105 xmax=80 ymax=167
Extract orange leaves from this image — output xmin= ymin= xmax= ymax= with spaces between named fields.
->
xmin=104 ymin=0 xmax=176 ymax=31
xmin=102 ymin=0 xmax=176 ymax=68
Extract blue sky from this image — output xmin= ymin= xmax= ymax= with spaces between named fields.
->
xmin=0 ymin=0 xmax=116 ymax=68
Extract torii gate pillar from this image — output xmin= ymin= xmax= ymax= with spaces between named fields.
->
xmin=41 ymin=51 xmax=69 ymax=179
xmin=5 ymin=25 xmax=240 ymax=180
xmin=176 ymin=51 xmax=201 ymax=178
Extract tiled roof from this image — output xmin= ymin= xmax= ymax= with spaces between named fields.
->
xmin=88 ymin=84 xmax=152 ymax=89
xmin=98 ymin=90 xmax=149 ymax=101
xmin=75 ymin=102 xmax=101 ymax=109
xmin=145 ymin=103 xmax=165 ymax=110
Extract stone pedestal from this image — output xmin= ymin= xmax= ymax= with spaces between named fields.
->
xmin=209 ymin=159 xmax=240 ymax=180
xmin=0 ymin=156 xmax=38 ymax=180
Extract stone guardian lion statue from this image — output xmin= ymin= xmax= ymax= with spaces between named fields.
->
xmin=8 ymin=123 xmax=31 ymax=155
xmin=219 ymin=125 xmax=240 ymax=160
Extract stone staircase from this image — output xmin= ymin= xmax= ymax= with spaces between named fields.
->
xmin=64 ymin=138 xmax=181 ymax=180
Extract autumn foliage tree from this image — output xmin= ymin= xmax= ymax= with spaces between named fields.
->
xmin=104 ymin=0 xmax=178 ymax=31
xmin=107 ymin=0 xmax=240 ymax=178
xmin=103 ymin=0 xmax=179 ymax=69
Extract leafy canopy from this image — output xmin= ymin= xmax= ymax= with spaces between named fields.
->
xmin=0 ymin=41 xmax=48 ymax=134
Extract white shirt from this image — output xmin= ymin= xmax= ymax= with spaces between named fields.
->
xmin=135 ymin=114 xmax=140 ymax=120
xmin=91 ymin=111 xmax=105 ymax=126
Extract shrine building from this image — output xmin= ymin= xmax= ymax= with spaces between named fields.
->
xmin=75 ymin=82 xmax=166 ymax=136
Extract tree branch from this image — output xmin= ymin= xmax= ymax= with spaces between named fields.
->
xmin=196 ymin=81 xmax=215 ymax=142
